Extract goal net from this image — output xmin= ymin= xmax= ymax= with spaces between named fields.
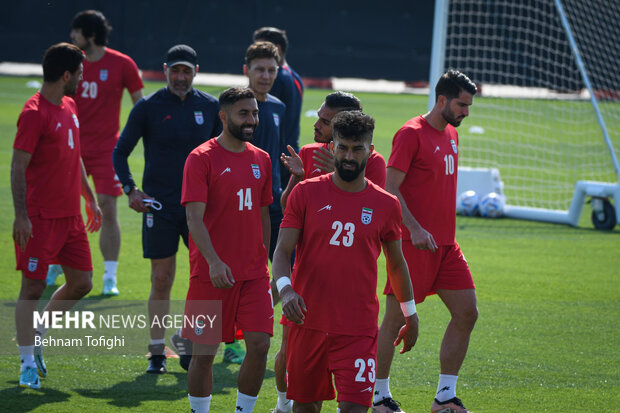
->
xmin=431 ymin=0 xmax=620 ymax=212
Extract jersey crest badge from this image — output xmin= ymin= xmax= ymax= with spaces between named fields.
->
xmin=361 ymin=207 xmax=373 ymax=225
xmin=146 ymin=213 xmax=154 ymax=228
xmin=194 ymin=111 xmax=204 ymax=125
xmin=251 ymin=164 xmax=261 ymax=179
xmin=72 ymin=114 xmax=80 ymax=128
xmin=450 ymin=139 xmax=458 ymax=154
xmin=99 ymin=69 xmax=108 ymax=81
xmin=194 ymin=319 xmax=205 ymax=336
xmin=273 ymin=113 xmax=280 ymax=127
xmin=28 ymin=257 xmax=38 ymax=272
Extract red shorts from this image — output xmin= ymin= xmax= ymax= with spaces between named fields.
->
xmin=384 ymin=241 xmax=475 ymax=303
xmin=15 ymin=215 xmax=93 ymax=280
xmin=287 ymin=326 xmax=377 ymax=407
xmin=82 ymin=151 xmax=122 ymax=197
xmin=184 ymin=276 xmax=273 ymax=343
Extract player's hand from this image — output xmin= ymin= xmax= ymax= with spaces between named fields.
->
xmin=394 ymin=313 xmax=419 ymax=354
xmin=85 ymin=199 xmax=102 ymax=233
xmin=12 ymin=215 xmax=32 ymax=252
xmin=312 ymin=146 xmax=335 ymax=173
xmin=209 ymin=259 xmax=235 ymax=289
xmin=128 ymin=188 xmax=154 ymax=213
xmin=280 ymin=286 xmax=307 ymax=325
xmin=409 ymin=225 xmax=438 ymax=252
xmin=280 ymin=145 xmax=304 ymax=179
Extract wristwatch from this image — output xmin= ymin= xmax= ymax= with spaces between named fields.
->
xmin=123 ymin=184 xmax=136 ymax=195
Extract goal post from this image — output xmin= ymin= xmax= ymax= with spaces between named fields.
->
xmin=429 ymin=0 xmax=620 ymax=228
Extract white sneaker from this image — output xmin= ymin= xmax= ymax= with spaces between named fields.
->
xmin=103 ymin=279 xmax=119 ymax=296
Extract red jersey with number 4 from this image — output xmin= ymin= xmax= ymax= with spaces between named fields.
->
xmin=388 ymin=115 xmax=459 ymax=245
xmin=299 ymin=142 xmax=387 ymax=188
xmin=14 ymin=92 xmax=82 ymax=218
xmin=73 ymin=48 xmax=143 ymax=156
xmin=281 ymin=174 xmax=402 ymax=337
xmin=182 ymin=139 xmax=273 ymax=282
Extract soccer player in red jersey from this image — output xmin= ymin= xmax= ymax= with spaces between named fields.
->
xmin=272 ymin=111 xmax=419 ymax=413
xmin=373 ymin=70 xmax=478 ymax=413
xmin=280 ymin=91 xmax=387 ymax=211
xmin=181 ymin=88 xmax=273 ymax=413
xmin=46 ymin=10 xmax=144 ymax=295
xmin=272 ymin=91 xmax=387 ymax=412
xmin=11 ymin=42 xmax=102 ymax=389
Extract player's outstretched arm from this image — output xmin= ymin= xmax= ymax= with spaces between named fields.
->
xmin=186 ymin=201 xmax=235 ymax=289
xmin=11 ymin=149 xmax=32 ymax=251
xmin=272 ymin=227 xmax=306 ymax=324
xmin=385 ymin=167 xmax=437 ymax=252
xmin=384 ymin=239 xmax=419 ymax=354
xmin=80 ymin=159 xmax=102 ymax=232
xmin=280 ymin=145 xmax=304 ymax=210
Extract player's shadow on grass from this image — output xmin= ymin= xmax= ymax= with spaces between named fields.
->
xmin=2 ymin=384 xmax=71 ymax=412
xmin=74 ymin=371 xmax=188 ymax=408
xmin=72 ymin=364 xmax=274 ymax=408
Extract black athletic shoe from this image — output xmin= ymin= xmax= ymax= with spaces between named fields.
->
xmin=431 ymin=397 xmax=470 ymax=413
xmin=372 ymin=396 xmax=406 ymax=412
xmin=146 ymin=344 xmax=167 ymax=374
xmin=170 ymin=329 xmax=192 ymax=371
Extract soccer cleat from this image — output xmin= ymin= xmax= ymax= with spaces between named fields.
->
xmin=46 ymin=264 xmax=63 ymax=286
xmin=223 ymin=340 xmax=245 ymax=364
xmin=102 ymin=278 xmax=119 ymax=296
xmin=146 ymin=344 xmax=167 ymax=374
xmin=170 ymin=329 xmax=192 ymax=371
xmin=19 ymin=366 xmax=41 ymax=389
xmin=372 ymin=397 xmax=406 ymax=412
xmin=431 ymin=397 xmax=471 ymax=413
xmin=33 ymin=338 xmax=47 ymax=378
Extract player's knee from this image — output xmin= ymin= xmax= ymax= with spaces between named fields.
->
xmin=68 ymin=276 xmax=93 ymax=297
xmin=151 ymin=272 xmax=173 ymax=292
xmin=21 ymin=281 xmax=46 ymax=300
xmin=454 ymin=305 xmax=478 ymax=329
xmin=294 ymin=401 xmax=321 ymax=413
xmin=246 ymin=335 xmax=271 ymax=358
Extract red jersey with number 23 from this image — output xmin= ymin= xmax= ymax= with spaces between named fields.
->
xmin=13 ymin=92 xmax=82 ymax=218
xmin=299 ymin=142 xmax=387 ymax=188
xmin=388 ymin=115 xmax=459 ymax=245
xmin=73 ymin=48 xmax=143 ymax=156
xmin=281 ymin=174 xmax=402 ymax=337
xmin=182 ymin=139 xmax=273 ymax=283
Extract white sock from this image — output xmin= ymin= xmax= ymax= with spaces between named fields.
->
xmin=19 ymin=345 xmax=36 ymax=371
xmin=103 ymin=261 xmax=118 ymax=281
xmin=373 ymin=377 xmax=392 ymax=403
xmin=150 ymin=338 xmax=165 ymax=346
xmin=236 ymin=391 xmax=258 ymax=412
xmin=188 ymin=394 xmax=211 ymax=413
xmin=436 ymin=374 xmax=458 ymax=402
xmin=276 ymin=388 xmax=292 ymax=412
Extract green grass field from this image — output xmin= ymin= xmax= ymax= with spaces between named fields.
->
xmin=0 ymin=76 xmax=618 ymax=412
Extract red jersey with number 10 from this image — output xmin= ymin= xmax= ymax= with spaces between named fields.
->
xmin=281 ymin=174 xmax=402 ymax=337
xmin=14 ymin=92 xmax=82 ymax=218
xmin=388 ymin=115 xmax=459 ymax=245
xmin=299 ymin=142 xmax=387 ymax=188
xmin=73 ymin=48 xmax=143 ymax=156
xmin=182 ymin=139 xmax=273 ymax=282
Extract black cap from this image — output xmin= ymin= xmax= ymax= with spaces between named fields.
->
xmin=165 ymin=44 xmax=197 ymax=69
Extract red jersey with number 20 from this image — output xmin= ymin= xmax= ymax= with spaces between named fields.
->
xmin=281 ymin=174 xmax=402 ymax=337
xmin=388 ymin=115 xmax=459 ymax=245
xmin=182 ymin=139 xmax=273 ymax=283
xmin=73 ymin=48 xmax=143 ymax=156
xmin=299 ymin=142 xmax=387 ymax=188
xmin=13 ymin=92 xmax=82 ymax=218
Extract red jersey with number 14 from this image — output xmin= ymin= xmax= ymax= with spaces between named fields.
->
xmin=182 ymin=139 xmax=273 ymax=283
xmin=299 ymin=142 xmax=387 ymax=188
xmin=73 ymin=48 xmax=143 ymax=156
xmin=388 ymin=115 xmax=459 ymax=245
xmin=13 ymin=92 xmax=82 ymax=218
xmin=281 ymin=174 xmax=402 ymax=337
